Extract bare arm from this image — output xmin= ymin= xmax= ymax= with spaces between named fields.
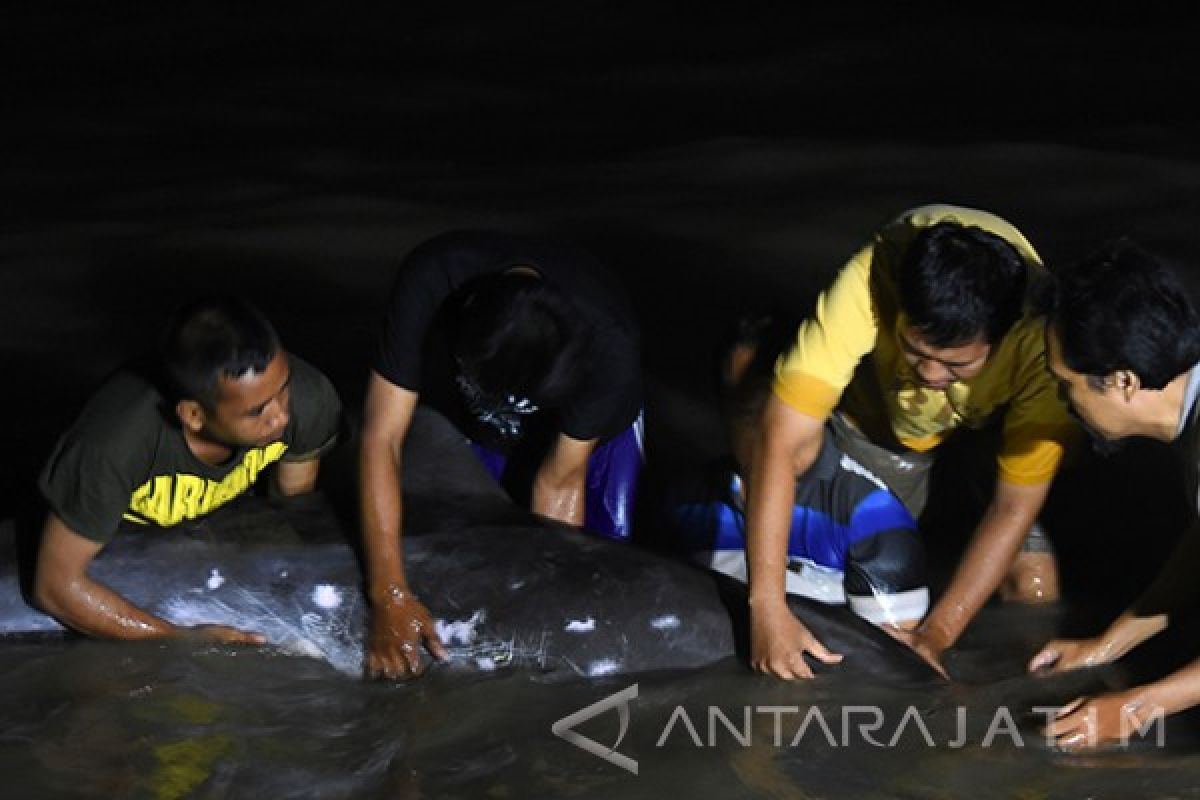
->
xmin=273 ymin=458 xmax=320 ymax=497
xmin=745 ymin=393 xmax=843 ymax=679
xmin=532 ymin=433 xmax=596 ymax=527
xmin=911 ymin=478 xmax=1051 ymax=666
xmin=1027 ymin=522 xmax=1198 ymax=673
xmin=1046 ymin=655 xmax=1200 ymax=750
xmin=359 ymin=371 xmax=446 ymax=679
xmin=34 ymin=513 xmax=263 ymax=643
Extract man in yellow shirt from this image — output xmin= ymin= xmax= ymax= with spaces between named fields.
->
xmin=746 ymin=204 xmax=1075 ymax=679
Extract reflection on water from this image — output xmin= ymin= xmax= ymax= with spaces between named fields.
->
xmin=4 ymin=633 xmax=1200 ymax=799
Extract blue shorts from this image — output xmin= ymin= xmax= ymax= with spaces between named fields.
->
xmin=471 ymin=412 xmax=644 ymax=541
xmin=673 ymin=427 xmax=929 ymax=625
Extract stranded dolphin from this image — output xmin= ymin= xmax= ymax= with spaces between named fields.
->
xmin=0 ymin=408 xmax=942 ymax=685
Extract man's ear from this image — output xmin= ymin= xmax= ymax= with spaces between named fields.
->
xmin=175 ymin=399 xmax=207 ymax=433
xmin=1112 ymin=369 xmax=1142 ymax=401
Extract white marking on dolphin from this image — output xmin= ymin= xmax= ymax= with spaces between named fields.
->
xmin=311 ymin=584 xmax=342 ymax=609
xmin=564 ymin=617 xmax=596 ymax=633
xmin=587 ymin=659 xmax=620 ymax=677
xmin=435 ymin=609 xmax=486 ymax=646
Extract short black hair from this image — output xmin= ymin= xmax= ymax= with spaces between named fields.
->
xmin=896 ymin=221 xmax=1029 ymax=347
xmin=1049 ymin=239 xmax=1200 ymax=390
xmin=452 ymin=272 xmax=585 ymax=406
xmin=161 ymin=296 xmax=281 ymax=408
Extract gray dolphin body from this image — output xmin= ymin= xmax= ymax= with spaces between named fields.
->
xmin=0 ymin=409 xmax=941 ymax=685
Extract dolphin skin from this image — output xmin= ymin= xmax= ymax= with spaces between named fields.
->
xmin=0 ymin=408 xmax=944 ymax=685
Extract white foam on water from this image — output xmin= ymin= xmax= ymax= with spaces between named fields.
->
xmin=564 ymin=616 xmax=596 ymax=633
xmin=311 ymin=584 xmax=342 ymax=609
xmin=650 ymin=614 xmax=681 ymax=630
xmin=206 ymin=569 xmax=225 ymax=590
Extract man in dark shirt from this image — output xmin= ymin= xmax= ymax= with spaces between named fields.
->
xmin=36 ymin=296 xmax=342 ymax=643
xmin=361 ymin=231 xmax=642 ymax=680
xmin=1030 ymin=241 xmax=1200 ymax=750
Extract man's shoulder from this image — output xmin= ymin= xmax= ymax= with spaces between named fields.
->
xmin=281 ymin=354 xmax=343 ymax=456
xmin=286 ymin=355 xmax=338 ymax=407
xmin=38 ymin=367 xmax=168 ymax=532
xmin=69 ymin=369 xmax=172 ymax=451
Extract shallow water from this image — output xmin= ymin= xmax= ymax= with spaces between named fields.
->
xmin=6 ymin=5 xmax=1200 ymax=797
xmin=4 ymin=638 xmax=1200 ymax=799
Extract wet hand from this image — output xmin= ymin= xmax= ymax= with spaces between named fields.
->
xmin=884 ymin=624 xmax=949 ymax=679
xmin=366 ymin=588 xmax=447 ymax=680
xmin=1043 ymin=691 xmax=1158 ymax=752
xmin=182 ymin=624 xmax=267 ymax=645
xmin=750 ymin=605 xmax=842 ymax=680
xmin=1028 ymin=636 xmax=1112 ymax=673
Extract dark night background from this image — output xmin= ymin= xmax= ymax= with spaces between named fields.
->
xmin=6 ymin=3 xmax=1200 ymax=600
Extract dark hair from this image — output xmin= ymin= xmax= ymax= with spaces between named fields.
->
xmin=161 ymin=296 xmax=281 ymax=408
xmin=452 ymin=272 xmax=585 ymax=406
xmin=1049 ymin=239 xmax=1200 ymax=390
xmin=896 ymin=221 xmax=1029 ymax=347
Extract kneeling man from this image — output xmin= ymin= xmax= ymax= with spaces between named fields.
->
xmin=36 ymin=296 xmax=342 ymax=643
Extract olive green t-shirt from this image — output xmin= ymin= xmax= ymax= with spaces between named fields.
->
xmin=39 ymin=354 xmax=342 ymax=543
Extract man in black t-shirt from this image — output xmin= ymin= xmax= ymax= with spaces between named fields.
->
xmin=36 ymin=296 xmax=342 ymax=643
xmin=361 ymin=230 xmax=643 ymax=680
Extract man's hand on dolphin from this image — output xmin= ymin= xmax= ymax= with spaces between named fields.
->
xmin=1028 ymin=636 xmax=1115 ymax=673
xmin=182 ymin=624 xmax=267 ymax=646
xmin=750 ymin=603 xmax=843 ymax=680
xmin=1042 ymin=691 xmax=1157 ymax=752
xmin=366 ymin=588 xmax=448 ymax=680
xmin=1029 ymin=612 xmax=1168 ymax=674
xmin=884 ymin=624 xmax=949 ymax=679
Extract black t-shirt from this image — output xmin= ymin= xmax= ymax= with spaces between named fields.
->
xmin=39 ymin=354 xmax=342 ymax=543
xmin=373 ymin=230 xmax=641 ymax=444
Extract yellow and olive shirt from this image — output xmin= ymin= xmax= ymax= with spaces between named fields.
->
xmin=772 ymin=204 xmax=1074 ymax=486
xmin=39 ymin=355 xmax=342 ymax=543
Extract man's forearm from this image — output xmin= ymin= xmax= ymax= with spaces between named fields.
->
xmin=922 ymin=480 xmax=1050 ymax=649
xmin=37 ymin=576 xmax=177 ymax=640
xmin=1102 ymin=610 xmax=1169 ymax=659
xmin=273 ymin=458 xmax=320 ymax=497
xmin=359 ymin=435 xmax=409 ymax=601
xmin=1138 ymin=655 xmax=1200 ymax=718
xmin=745 ymin=400 xmax=824 ymax=612
xmin=745 ymin=446 xmax=804 ymax=611
xmin=532 ymin=472 xmax=585 ymax=526
xmin=532 ymin=434 xmax=595 ymax=528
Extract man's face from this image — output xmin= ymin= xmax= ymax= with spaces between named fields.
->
xmin=1044 ymin=326 xmax=1134 ymax=442
xmin=200 ymin=350 xmax=292 ymax=449
xmin=896 ymin=322 xmax=991 ymax=390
